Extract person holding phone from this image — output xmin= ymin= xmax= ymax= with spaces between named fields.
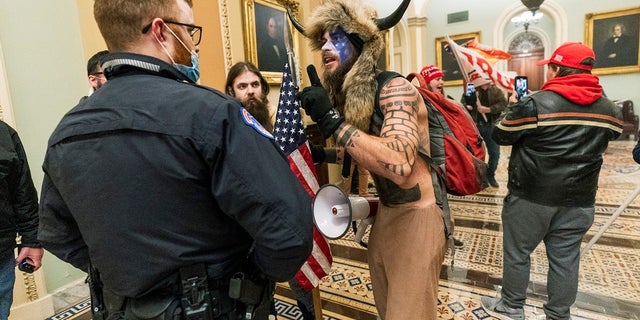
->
xmin=515 ymin=76 xmax=528 ymax=101
xmin=484 ymin=42 xmax=623 ymax=320
xmin=461 ymin=77 xmax=508 ymax=188
xmin=0 ymin=120 xmax=43 ymax=320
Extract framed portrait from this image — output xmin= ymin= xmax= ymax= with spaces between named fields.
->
xmin=585 ymin=6 xmax=640 ymax=75
xmin=242 ymin=0 xmax=299 ymax=84
xmin=436 ymin=31 xmax=481 ymax=86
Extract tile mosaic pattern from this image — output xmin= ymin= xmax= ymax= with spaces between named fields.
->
xmin=314 ymin=140 xmax=640 ymax=320
xmin=50 ymin=140 xmax=640 ymax=320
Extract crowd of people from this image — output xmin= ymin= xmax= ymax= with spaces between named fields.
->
xmin=1 ymin=1 xmax=637 ymax=320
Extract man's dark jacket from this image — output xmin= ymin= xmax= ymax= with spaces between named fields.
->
xmin=0 ymin=121 xmax=39 ymax=256
xmin=37 ymin=53 xmax=313 ymax=297
xmin=493 ymin=73 xmax=623 ymax=207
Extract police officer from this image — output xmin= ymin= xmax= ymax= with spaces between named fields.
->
xmin=37 ymin=0 xmax=313 ymax=319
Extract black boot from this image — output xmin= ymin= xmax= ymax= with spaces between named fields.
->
xmin=297 ymin=299 xmax=315 ymax=320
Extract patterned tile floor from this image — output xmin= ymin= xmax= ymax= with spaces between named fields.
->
xmin=299 ymin=140 xmax=640 ymax=320
xmin=51 ymin=140 xmax=640 ymax=319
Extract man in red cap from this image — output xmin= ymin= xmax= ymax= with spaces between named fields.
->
xmin=482 ymin=42 xmax=623 ymax=320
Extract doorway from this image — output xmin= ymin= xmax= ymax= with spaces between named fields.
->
xmin=508 ymin=32 xmax=545 ymax=91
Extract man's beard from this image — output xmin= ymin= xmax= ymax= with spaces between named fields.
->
xmin=322 ymin=57 xmax=357 ymax=113
xmin=243 ymin=97 xmax=273 ymax=133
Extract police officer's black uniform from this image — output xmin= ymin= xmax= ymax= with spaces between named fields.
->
xmin=38 ymin=53 xmax=314 ymax=319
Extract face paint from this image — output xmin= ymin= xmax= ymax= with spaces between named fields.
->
xmin=329 ymin=28 xmax=352 ymax=64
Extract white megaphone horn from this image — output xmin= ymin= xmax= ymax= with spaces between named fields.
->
xmin=313 ymin=184 xmax=378 ymax=240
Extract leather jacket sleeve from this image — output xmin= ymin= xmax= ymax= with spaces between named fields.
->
xmin=4 ymin=123 xmax=40 ymax=248
xmin=492 ymin=95 xmax=537 ymax=145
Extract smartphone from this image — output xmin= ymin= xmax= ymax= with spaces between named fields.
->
xmin=515 ymin=76 xmax=528 ymax=100
xmin=18 ymin=258 xmax=35 ymax=273
xmin=465 ymin=83 xmax=475 ymax=97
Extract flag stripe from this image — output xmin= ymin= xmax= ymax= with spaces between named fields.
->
xmin=290 ymin=145 xmax=320 ymax=195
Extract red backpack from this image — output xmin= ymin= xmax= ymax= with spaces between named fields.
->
xmin=407 ymin=72 xmax=488 ymax=195
xmin=372 ymin=71 xmax=488 ymax=196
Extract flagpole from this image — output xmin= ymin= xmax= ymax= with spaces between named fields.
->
xmin=312 ymin=286 xmax=323 ymax=320
xmin=284 ymin=19 xmax=325 ymax=320
xmin=287 ymin=48 xmax=325 ymax=320
xmin=581 ymin=183 xmax=640 ymax=259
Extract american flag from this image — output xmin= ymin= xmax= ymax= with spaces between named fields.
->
xmin=274 ymin=62 xmax=333 ymax=291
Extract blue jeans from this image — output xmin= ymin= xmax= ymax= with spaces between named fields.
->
xmin=0 ymin=250 xmax=15 ymax=320
xmin=500 ymin=194 xmax=594 ymax=320
xmin=478 ymin=122 xmax=499 ymax=180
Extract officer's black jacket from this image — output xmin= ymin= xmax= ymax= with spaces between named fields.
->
xmin=37 ymin=53 xmax=313 ymax=297
xmin=0 ymin=121 xmax=39 ymax=255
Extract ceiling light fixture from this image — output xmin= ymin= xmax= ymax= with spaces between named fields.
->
xmin=512 ymin=0 xmax=545 ymax=32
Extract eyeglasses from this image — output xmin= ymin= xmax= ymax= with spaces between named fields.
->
xmin=89 ymin=72 xmax=106 ymax=80
xmin=142 ymin=19 xmax=202 ymax=46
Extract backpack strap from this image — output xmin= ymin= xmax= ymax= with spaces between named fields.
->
xmin=371 ymin=71 xmax=403 ymax=131
xmin=374 ymin=71 xmax=454 ymax=245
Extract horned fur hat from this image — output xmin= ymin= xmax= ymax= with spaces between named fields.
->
xmin=289 ymin=0 xmax=410 ymax=131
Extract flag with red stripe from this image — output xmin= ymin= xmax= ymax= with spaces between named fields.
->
xmin=274 ymin=62 xmax=333 ymax=291
xmin=446 ymin=36 xmax=516 ymax=92
xmin=462 ymin=39 xmax=512 ymax=64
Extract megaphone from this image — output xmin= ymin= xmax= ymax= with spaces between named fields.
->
xmin=313 ymin=184 xmax=378 ymax=240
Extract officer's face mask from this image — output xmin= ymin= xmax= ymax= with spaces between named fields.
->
xmin=156 ymin=23 xmax=200 ymax=83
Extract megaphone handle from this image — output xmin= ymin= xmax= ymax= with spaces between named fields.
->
xmin=354 ymin=218 xmax=372 ymax=243
xmin=342 ymin=153 xmax=352 ymax=178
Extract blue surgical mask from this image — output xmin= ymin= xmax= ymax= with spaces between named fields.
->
xmin=174 ymin=51 xmax=200 ymax=83
xmin=157 ymin=22 xmax=201 ymax=82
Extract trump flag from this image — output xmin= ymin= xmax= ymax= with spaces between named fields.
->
xmin=446 ymin=36 xmax=516 ymax=92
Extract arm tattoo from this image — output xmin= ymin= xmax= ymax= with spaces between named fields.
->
xmin=337 ymin=125 xmax=358 ymax=147
xmin=377 ymin=80 xmax=420 ymax=176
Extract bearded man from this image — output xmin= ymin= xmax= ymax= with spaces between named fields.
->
xmin=291 ymin=0 xmax=447 ymax=318
xmin=225 ymin=61 xmax=275 ymax=132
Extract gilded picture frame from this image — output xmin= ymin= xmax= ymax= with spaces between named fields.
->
xmin=436 ymin=31 xmax=481 ymax=87
xmin=242 ymin=0 xmax=299 ymax=84
xmin=585 ymin=6 xmax=640 ymax=75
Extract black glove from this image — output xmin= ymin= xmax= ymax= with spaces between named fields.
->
xmin=296 ymin=65 xmax=344 ymax=138
xmin=464 ymin=92 xmax=477 ymax=107
xmin=464 ymin=93 xmax=478 ymax=108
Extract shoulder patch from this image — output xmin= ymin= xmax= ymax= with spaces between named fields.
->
xmin=240 ymin=108 xmax=274 ymax=140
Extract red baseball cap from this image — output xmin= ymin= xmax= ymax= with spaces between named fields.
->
xmin=420 ymin=65 xmax=444 ymax=83
xmin=536 ymin=42 xmax=595 ymax=71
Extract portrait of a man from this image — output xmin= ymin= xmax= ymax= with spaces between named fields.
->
xmin=595 ymin=22 xmax=639 ymax=68
xmin=255 ymin=4 xmax=288 ymax=72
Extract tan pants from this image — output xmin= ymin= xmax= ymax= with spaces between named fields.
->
xmin=367 ymin=203 xmax=446 ymax=320
xmin=341 ymin=162 xmax=372 ymax=196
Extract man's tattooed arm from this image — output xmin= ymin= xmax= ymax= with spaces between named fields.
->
xmin=334 ymin=78 xmax=422 ymax=181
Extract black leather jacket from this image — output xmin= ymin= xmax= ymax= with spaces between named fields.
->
xmin=493 ymin=90 xmax=622 ymax=206
xmin=38 ymin=53 xmax=313 ymax=297
xmin=0 ymin=121 xmax=39 ymax=255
